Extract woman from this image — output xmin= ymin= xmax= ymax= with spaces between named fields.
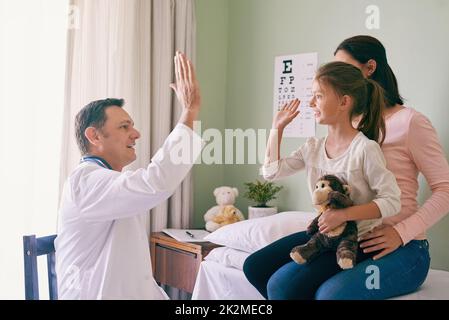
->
xmin=315 ymin=35 xmax=449 ymax=299
xmin=244 ymin=36 xmax=449 ymax=300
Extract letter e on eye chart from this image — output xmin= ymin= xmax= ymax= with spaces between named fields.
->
xmin=273 ymin=53 xmax=318 ymax=138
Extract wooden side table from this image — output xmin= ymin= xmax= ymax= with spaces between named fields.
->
xmin=150 ymin=232 xmax=220 ymax=294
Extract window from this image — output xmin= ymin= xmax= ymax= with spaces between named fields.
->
xmin=0 ymin=0 xmax=68 ymax=299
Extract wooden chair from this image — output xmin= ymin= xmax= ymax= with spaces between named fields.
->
xmin=23 ymin=234 xmax=58 ymax=300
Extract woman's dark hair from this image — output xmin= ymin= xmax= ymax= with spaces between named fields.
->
xmin=75 ymin=98 xmax=125 ymax=155
xmin=316 ymin=62 xmax=386 ymax=145
xmin=334 ymin=35 xmax=403 ymax=108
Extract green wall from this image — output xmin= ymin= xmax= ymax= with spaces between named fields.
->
xmin=194 ymin=0 xmax=229 ymax=227
xmin=195 ymin=0 xmax=449 ymax=270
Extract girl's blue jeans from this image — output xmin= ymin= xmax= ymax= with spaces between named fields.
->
xmin=243 ymin=230 xmax=430 ymax=300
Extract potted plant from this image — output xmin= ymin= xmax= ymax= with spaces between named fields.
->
xmin=244 ymin=180 xmax=283 ymax=219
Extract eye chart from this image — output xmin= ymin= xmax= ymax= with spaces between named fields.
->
xmin=273 ymin=52 xmax=318 ymax=138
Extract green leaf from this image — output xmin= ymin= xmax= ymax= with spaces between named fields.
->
xmin=243 ymin=180 xmax=283 ymax=207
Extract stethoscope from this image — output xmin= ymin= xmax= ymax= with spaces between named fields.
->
xmin=80 ymin=155 xmax=113 ymax=170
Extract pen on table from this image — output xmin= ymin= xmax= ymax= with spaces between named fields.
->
xmin=185 ymin=231 xmax=195 ymax=238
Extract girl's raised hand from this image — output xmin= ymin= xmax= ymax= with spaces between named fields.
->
xmin=272 ymin=99 xmax=300 ymax=130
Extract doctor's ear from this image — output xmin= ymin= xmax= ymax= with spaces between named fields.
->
xmin=85 ymin=127 xmax=101 ymax=147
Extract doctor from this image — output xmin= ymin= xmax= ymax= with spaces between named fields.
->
xmin=55 ymin=52 xmax=203 ymax=299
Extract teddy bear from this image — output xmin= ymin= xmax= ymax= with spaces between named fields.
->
xmin=212 ymin=205 xmax=244 ymax=228
xmin=290 ymin=175 xmax=358 ymax=270
xmin=204 ymin=186 xmax=245 ymax=232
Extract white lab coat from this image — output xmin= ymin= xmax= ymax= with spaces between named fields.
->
xmin=55 ymin=124 xmax=203 ymax=299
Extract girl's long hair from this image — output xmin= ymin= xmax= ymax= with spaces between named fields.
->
xmin=315 ymin=62 xmax=386 ymax=145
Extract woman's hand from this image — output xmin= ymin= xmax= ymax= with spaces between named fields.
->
xmin=359 ymin=224 xmax=403 ymax=260
xmin=170 ymin=51 xmax=201 ymax=114
xmin=318 ymin=209 xmax=347 ymax=233
xmin=272 ymin=99 xmax=300 ymax=130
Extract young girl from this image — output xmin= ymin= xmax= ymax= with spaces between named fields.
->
xmin=243 ymin=61 xmax=401 ymax=300
xmin=310 ymin=35 xmax=449 ymax=300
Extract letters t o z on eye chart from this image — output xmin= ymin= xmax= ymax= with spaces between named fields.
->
xmin=273 ymin=52 xmax=318 ymax=138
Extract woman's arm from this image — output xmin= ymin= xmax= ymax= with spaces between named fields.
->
xmin=358 ymin=113 xmax=449 ymax=260
xmin=393 ymin=112 xmax=449 ymax=245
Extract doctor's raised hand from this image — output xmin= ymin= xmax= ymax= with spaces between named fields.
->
xmin=170 ymin=51 xmax=201 ymax=129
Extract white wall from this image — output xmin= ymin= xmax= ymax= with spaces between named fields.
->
xmin=0 ymin=0 xmax=68 ymax=299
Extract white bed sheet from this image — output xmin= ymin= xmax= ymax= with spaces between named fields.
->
xmin=192 ymin=260 xmax=264 ymax=300
xmin=192 ymin=260 xmax=449 ymax=300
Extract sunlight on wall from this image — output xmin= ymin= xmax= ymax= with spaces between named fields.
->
xmin=0 ymin=0 xmax=68 ymax=299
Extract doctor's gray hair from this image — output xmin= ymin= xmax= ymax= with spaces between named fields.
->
xmin=75 ymin=98 xmax=125 ymax=155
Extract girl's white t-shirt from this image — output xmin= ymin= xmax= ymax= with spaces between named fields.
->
xmin=262 ymin=131 xmax=401 ymax=236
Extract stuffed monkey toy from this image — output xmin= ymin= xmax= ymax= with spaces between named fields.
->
xmin=290 ymin=175 xmax=358 ymax=269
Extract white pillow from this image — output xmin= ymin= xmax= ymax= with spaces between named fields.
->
xmin=204 ymin=211 xmax=316 ymax=253
xmin=205 ymin=247 xmax=250 ymax=270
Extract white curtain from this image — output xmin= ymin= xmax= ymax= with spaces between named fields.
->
xmin=60 ymin=0 xmax=196 ymax=299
